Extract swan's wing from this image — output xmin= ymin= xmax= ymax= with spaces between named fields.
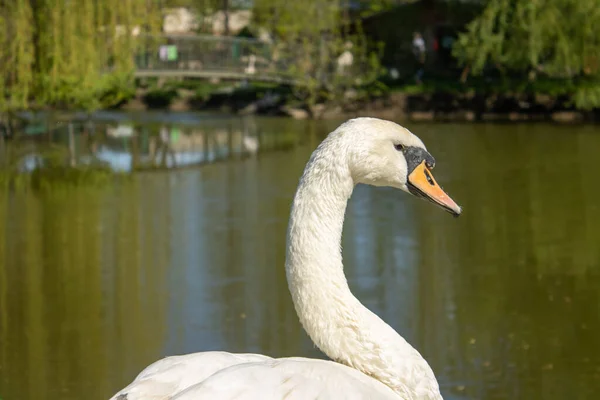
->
xmin=110 ymin=353 xmax=398 ymax=400
xmin=173 ymin=357 xmax=399 ymax=400
xmin=110 ymin=352 xmax=273 ymax=400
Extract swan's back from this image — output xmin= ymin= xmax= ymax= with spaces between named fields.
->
xmin=110 ymin=352 xmax=398 ymax=400
xmin=110 ymin=352 xmax=269 ymax=399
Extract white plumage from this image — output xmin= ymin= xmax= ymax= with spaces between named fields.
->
xmin=111 ymin=118 xmax=462 ymax=400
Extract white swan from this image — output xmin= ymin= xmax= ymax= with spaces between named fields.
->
xmin=110 ymin=117 xmax=462 ymax=400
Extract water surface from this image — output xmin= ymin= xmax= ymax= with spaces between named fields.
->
xmin=0 ymin=116 xmax=599 ymax=399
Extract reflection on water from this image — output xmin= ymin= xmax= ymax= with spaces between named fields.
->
xmin=0 ymin=113 xmax=305 ymax=173
xmin=1 ymin=118 xmax=599 ymax=400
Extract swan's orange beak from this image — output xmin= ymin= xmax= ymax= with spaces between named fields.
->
xmin=407 ymin=161 xmax=462 ymax=217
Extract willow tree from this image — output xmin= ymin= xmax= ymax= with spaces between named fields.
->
xmin=0 ymin=0 xmax=35 ymax=112
xmin=0 ymin=0 xmax=161 ymax=113
xmin=453 ymin=0 xmax=600 ymax=109
xmin=253 ymin=0 xmax=384 ymax=115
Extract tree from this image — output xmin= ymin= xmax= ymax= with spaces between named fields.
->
xmin=453 ymin=0 xmax=600 ymax=109
xmin=0 ymin=0 xmax=34 ymax=112
xmin=253 ymin=0 xmax=384 ymax=115
xmin=0 ymin=0 xmax=161 ymax=113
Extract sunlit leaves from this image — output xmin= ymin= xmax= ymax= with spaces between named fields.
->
xmin=0 ymin=0 xmax=162 ymax=112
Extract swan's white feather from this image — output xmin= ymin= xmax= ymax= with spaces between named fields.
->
xmin=111 ymin=351 xmax=398 ymax=400
xmin=111 ymin=352 xmax=270 ymax=399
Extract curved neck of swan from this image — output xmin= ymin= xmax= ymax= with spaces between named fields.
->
xmin=284 ymin=143 xmax=441 ymax=399
xmin=286 ymin=151 xmax=354 ymax=307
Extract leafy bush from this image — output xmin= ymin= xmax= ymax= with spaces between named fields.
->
xmin=143 ymin=88 xmax=178 ymax=108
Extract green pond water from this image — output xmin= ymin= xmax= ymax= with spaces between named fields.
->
xmin=0 ymin=114 xmax=599 ymax=400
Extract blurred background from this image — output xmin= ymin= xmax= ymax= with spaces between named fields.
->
xmin=0 ymin=1 xmax=599 ymax=399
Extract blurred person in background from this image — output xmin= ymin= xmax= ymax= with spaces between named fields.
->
xmin=412 ymin=31 xmax=426 ymax=84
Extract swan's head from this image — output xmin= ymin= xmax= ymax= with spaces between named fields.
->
xmin=338 ymin=118 xmax=462 ymax=216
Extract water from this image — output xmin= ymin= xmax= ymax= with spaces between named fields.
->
xmin=0 ymin=115 xmax=599 ymax=400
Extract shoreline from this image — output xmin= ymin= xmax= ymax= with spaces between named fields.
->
xmin=5 ymin=86 xmax=598 ymax=126
xmin=118 ymin=87 xmax=599 ymax=124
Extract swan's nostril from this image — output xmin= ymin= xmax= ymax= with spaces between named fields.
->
xmin=424 ymin=170 xmax=434 ymax=186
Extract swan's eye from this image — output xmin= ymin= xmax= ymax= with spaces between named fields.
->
xmin=394 ymin=144 xmax=404 ymax=151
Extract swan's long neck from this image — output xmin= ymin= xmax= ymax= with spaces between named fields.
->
xmin=285 ymin=140 xmax=442 ymax=399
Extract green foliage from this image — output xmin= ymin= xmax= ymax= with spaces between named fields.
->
xmin=0 ymin=0 xmax=161 ymax=112
xmin=253 ymin=0 xmax=385 ymax=114
xmin=570 ymin=79 xmax=600 ymax=110
xmin=453 ymin=0 xmax=600 ymax=109
xmin=0 ymin=0 xmax=35 ymax=111
xmin=193 ymin=83 xmax=223 ymax=102
xmin=97 ymin=73 xmax=138 ymax=108
xmin=144 ymin=87 xmax=179 ymax=109
xmin=353 ymin=0 xmax=398 ymax=18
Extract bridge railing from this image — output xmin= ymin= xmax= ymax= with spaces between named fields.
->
xmin=133 ymin=34 xmax=292 ymax=82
